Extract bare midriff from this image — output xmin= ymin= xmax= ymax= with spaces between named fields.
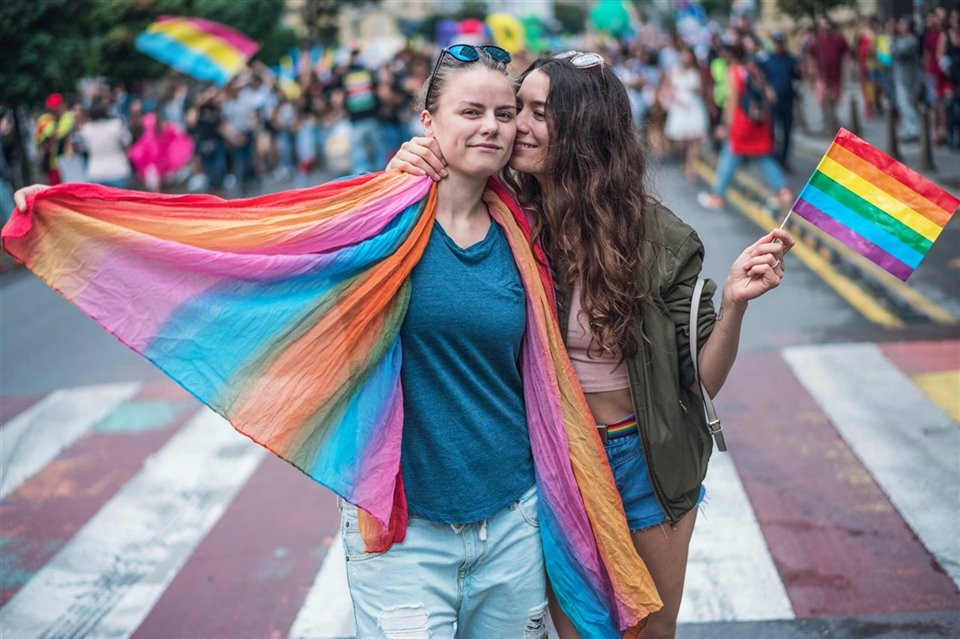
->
xmin=584 ymin=388 xmax=635 ymax=426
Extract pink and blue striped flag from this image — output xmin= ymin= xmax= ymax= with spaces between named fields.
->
xmin=792 ymin=128 xmax=958 ymax=281
xmin=135 ymin=16 xmax=260 ymax=87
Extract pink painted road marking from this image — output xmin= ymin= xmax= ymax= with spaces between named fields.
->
xmin=880 ymin=339 xmax=960 ymax=376
xmin=132 ymin=453 xmax=338 ymax=639
xmin=717 ymin=350 xmax=959 ymax=618
xmin=132 ymin=380 xmax=196 ymax=402
xmin=0 ymin=403 xmax=195 ymax=606
xmin=0 ymin=395 xmax=45 ymax=427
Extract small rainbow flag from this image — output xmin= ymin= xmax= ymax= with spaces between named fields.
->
xmin=791 ymin=129 xmax=958 ymax=281
xmin=135 ymin=16 xmax=260 ymax=87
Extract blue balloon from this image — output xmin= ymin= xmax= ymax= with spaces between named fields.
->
xmin=436 ymin=20 xmax=460 ymax=48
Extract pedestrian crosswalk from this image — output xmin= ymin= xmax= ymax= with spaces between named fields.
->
xmin=0 ymin=382 xmax=140 ymax=499
xmin=1 ymin=340 xmax=957 ymax=638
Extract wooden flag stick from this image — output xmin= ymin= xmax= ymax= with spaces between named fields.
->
xmin=778 ymin=209 xmax=792 ymax=230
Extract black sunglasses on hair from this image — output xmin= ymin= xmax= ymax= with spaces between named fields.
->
xmin=425 ymin=44 xmax=512 ymax=103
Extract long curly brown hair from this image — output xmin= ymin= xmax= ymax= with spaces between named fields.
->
xmin=505 ymin=57 xmax=660 ymax=359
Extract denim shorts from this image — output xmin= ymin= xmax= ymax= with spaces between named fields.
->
xmin=604 ymin=430 xmax=706 ymax=531
xmin=339 ymin=485 xmax=547 ymax=638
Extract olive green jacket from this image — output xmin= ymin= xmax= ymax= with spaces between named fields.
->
xmin=553 ymin=202 xmax=718 ymax=527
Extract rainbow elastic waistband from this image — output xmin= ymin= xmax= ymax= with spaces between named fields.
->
xmin=599 ymin=414 xmax=638 ymax=440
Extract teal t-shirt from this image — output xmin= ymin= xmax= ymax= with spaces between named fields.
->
xmin=399 ymin=219 xmax=534 ymax=523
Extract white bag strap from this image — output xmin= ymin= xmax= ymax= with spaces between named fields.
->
xmin=690 ymin=278 xmax=727 ymax=452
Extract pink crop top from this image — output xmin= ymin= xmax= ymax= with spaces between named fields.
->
xmin=566 ymin=281 xmax=631 ymax=392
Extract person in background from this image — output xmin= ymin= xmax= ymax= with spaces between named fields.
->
xmin=222 ymin=80 xmax=259 ymax=190
xmin=376 ymin=65 xmax=412 ymax=163
xmin=659 ymin=31 xmax=684 ymax=74
xmin=294 ymin=98 xmax=319 ymax=187
xmin=337 ymin=49 xmax=383 ymax=173
xmin=813 ymin=18 xmax=850 ymax=136
xmin=248 ymin=74 xmax=276 ymax=180
xmin=34 ymin=93 xmax=75 ymax=185
xmin=856 ymin=16 xmax=879 ymax=120
xmin=640 ymin=49 xmax=668 ymax=156
xmin=399 ymin=53 xmax=431 ymax=136
xmin=698 ymin=46 xmax=792 ymax=211
xmin=709 ymin=35 xmax=736 ymax=149
xmin=614 ymin=41 xmax=647 ymax=129
xmin=128 ymin=110 xmax=195 ymax=192
xmin=663 ymin=46 xmax=708 ymax=182
xmin=922 ymin=8 xmax=949 ymax=145
xmin=937 ymin=7 xmax=960 ymax=149
xmin=876 ymin=17 xmax=897 ymax=119
xmin=126 ymin=98 xmax=145 ymax=143
xmin=270 ymin=87 xmax=297 ymax=182
xmin=892 ymin=16 xmax=922 ymax=143
xmin=159 ymin=83 xmax=189 ymax=129
xmin=59 ymin=101 xmax=89 ymax=183
xmin=186 ymin=88 xmax=228 ymax=193
xmin=795 ymin=24 xmax=818 ymax=133
xmin=77 ymin=97 xmax=132 ymax=188
xmin=761 ymin=31 xmax=801 ymax=171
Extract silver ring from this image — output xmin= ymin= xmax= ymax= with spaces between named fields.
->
xmin=772 ymin=259 xmax=781 ymax=269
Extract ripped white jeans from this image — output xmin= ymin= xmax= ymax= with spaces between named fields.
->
xmin=340 ymin=486 xmax=547 ymax=638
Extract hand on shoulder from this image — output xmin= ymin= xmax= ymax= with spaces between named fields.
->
xmin=385 ymin=137 xmax=448 ymax=181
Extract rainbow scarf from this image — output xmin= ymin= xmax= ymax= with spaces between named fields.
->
xmin=2 ymin=173 xmax=661 ymax=637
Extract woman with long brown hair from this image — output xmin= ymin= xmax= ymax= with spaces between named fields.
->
xmin=389 ymin=51 xmax=794 ymax=638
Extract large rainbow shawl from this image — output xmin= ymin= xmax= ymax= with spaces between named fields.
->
xmin=2 ymin=172 xmax=661 ymax=637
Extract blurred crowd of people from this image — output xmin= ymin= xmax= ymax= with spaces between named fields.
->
xmin=620 ymin=6 xmax=960 ymax=164
xmin=1 ymin=47 xmax=438 ymax=202
xmin=2 ymin=4 xmax=958 ymax=211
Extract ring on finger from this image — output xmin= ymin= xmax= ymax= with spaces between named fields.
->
xmin=772 ymin=259 xmax=781 ymax=269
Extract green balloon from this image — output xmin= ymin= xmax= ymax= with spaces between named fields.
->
xmin=521 ymin=15 xmax=547 ymax=53
xmin=589 ymin=0 xmax=630 ymax=37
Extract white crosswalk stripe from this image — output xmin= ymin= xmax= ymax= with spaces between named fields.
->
xmin=783 ymin=343 xmax=960 ymax=588
xmin=288 ymin=535 xmax=356 ymax=639
xmin=679 ymin=451 xmax=794 ymax=622
xmin=0 ymin=408 xmax=265 ymax=639
xmin=0 ymin=382 xmax=141 ymax=499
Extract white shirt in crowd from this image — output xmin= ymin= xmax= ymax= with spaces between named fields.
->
xmin=79 ymin=118 xmax=132 ymax=183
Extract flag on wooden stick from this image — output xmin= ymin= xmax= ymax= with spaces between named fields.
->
xmin=790 ymin=128 xmax=958 ymax=281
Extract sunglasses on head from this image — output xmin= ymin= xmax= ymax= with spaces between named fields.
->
xmin=553 ymin=50 xmax=605 ymax=69
xmin=425 ymin=44 xmax=512 ymax=102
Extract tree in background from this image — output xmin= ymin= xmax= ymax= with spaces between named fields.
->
xmin=0 ymin=0 xmax=102 ymax=109
xmin=300 ymin=0 xmax=382 ymax=47
xmin=2 ymin=0 xmax=290 ymax=105
xmin=554 ymin=2 xmax=588 ymax=35
xmin=0 ymin=0 xmax=104 ymax=183
xmin=700 ymin=0 xmax=734 ymax=19
xmin=0 ymin=0 xmax=289 ymax=183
